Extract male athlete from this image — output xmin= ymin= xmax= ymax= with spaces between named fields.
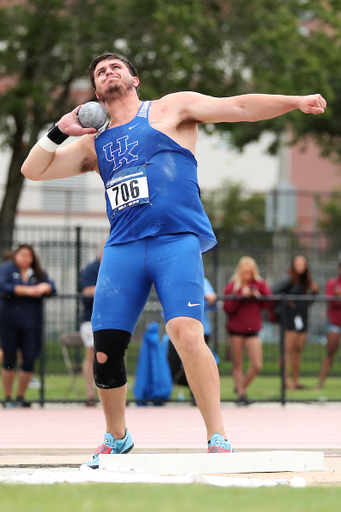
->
xmin=21 ymin=53 xmax=327 ymax=467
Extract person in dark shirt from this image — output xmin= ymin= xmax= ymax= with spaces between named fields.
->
xmin=271 ymin=255 xmax=318 ymax=390
xmin=80 ymin=245 xmax=104 ymax=405
xmin=0 ymin=245 xmax=56 ymax=407
xmin=223 ymin=256 xmax=272 ymax=405
xmin=317 ymin=263 xmax=341 ymax=388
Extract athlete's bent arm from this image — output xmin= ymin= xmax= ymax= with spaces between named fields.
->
xmin=168 ymin=91 xmax=327 ymax=125
xmin=21 ymin=106 xmax=98 ymax=181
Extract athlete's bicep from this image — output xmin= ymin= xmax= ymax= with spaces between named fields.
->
xmin=179 ymin=93 xmax=247 ymax=124
xmin=157 ymin=92 xmax=246 ymax=126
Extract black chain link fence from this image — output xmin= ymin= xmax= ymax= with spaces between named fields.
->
xmin=0 ymin=225 xmax=340 ymax=404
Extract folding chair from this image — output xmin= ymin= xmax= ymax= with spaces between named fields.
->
xmin=60 ymin=331 xmax=84 ymax=398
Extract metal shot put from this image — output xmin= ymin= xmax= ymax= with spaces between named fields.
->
xmin=77 ymin=102 xmax=107 ymax=130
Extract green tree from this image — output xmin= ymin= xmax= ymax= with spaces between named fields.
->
xmin=1 ymin=0 xmax=341 ymax=250
xmin=319 ymin=191 xmax=341 ymax=232
xmin=0 ymin=0 xmax=223 ymax=249
xmin=202 ymin=181 xmax=265 ymax=231
xmin=0 ymin=0 xmax=121 ymax=248
xmin=215 ymin=0 xmax=341 ymax=156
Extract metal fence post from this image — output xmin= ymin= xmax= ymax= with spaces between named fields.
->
xmin=279 ymin=295 xmax=286 ymax=406
xmin=39 ymin=298 xmax=46 ymax=407
xmin=75 ymin=226 xmax=82 ymax=330
xmin=75 ymin=227 xmax=82 ymax=368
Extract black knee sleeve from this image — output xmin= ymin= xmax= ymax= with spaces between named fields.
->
xmin=93 ymin=329 xmax=131 ymax=389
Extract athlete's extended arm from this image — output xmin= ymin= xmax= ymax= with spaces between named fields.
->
xmin=172 ymin=92 xmax=327 ymax=124
xmin=21 ymin=107 xmax=99 ymax=181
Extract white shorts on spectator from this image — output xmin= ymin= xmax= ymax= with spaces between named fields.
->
xmin=80 ymin=321 xmax=94 ymax=348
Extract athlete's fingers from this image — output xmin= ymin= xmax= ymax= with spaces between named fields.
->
xmin=56 ymin=108 xmax=98 ymax=136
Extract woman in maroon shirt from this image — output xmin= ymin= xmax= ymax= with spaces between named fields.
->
xmin=223 ymin=256 xmax=272 ymax=405
xmin=317 ymin=263 xmax=341 ymax=388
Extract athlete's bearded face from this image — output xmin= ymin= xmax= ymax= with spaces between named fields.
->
xmin=94 ymin=59 xmax=137 ymax=102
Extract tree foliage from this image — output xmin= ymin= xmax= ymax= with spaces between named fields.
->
xmin=319 ymin=191 xmax=341 ymax=232
xmin=202 ymin=181 xmax=265 ymax=231
xmin=1 ymin=0 xmax=341 ymax=247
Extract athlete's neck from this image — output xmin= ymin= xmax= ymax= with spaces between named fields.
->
xmin=105 ymin=94 xmax=142 ymax=129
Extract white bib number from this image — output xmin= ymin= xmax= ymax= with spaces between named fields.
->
xmin=106 ymin=166 xmax=149 ymax=214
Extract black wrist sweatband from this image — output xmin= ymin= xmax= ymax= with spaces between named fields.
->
xmin=47 ymin=124 xmax=69 ymax=145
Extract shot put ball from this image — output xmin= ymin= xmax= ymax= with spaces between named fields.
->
xmin=77 ymin=102 xmax=107 ymax=130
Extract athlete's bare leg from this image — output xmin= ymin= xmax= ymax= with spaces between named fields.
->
xmin=95 ymin=350 xmax=127 ymax=439
xmin=82 ymin=347 xmax=96 ymax=401
xmin=17 ymin=370 xmax=33 ymax=398
xmin=166 ymin=316 xmax=226 ymax=441
xmin=244 ymin=336 xmax=263 ymax=391
xmin=97 ymin=384 xmax=128 ymax=439
xmin=284 ymin=330 xmax=296 ymax=389
xmin=291 ymin=332 xmax=306 ymax=388
xmin=1 ymin=368 xmax=15 ymax=399
xmin=230 ymin=335 xmax=245 ymax=396
xmin=317 ymin=331 xmax=340 ymax=388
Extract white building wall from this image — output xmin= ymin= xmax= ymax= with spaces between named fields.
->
xmin=196 ymin=130 xmax=279 ymax=192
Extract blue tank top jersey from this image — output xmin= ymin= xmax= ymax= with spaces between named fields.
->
xmin=94 ymin=101 xmax=217 ymax=253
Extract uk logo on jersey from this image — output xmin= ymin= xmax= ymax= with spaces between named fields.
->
xmin=103 ymin=135 xmax=138 ymax=171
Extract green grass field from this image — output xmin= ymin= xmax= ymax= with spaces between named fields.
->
xmin=40 ymin=337 xmax=341 ymax=377
xmin=1 ymin=338 xmax=340 ymax=403
xmin=1 ymin=374 xmax=340 ymax=404
xmin=0 ymin=483 xmax=340 ymax=512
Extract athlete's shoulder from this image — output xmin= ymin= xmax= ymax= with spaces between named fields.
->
xmin=154 ymin=92 xmax=214 ymax=126
xmin=79 ymin=132 xmax=97 ymax=148
xmin=65 ymin=132 xmax=96 ymax=155
xmin=156 ymin=91 xmax=208 ymax=106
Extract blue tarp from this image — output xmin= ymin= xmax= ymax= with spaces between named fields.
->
xmin=133 ymin=322 xmax=173 ymax=405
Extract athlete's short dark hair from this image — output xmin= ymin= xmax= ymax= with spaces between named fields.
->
xmin=87 ymin=53 xmax=138 ymax=90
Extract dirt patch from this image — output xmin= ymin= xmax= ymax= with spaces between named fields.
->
xmin=220 ymin=456 xmax=341 ymax=486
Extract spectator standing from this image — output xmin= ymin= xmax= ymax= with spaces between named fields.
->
xmin=80 ymin=245 xmax=104 ymax=406
xmin=223 ymin=257 xmax=272 ymax=405
xmin=271 ymin=255 xmax=318 ymax=390
xmin=317 ymin=263 xmax=341 ymax=388
xmin=0 ymin=245 xmax=56 ymax=407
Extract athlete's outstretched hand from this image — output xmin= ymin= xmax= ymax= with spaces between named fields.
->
xmin=299 ymin=94 xmax=327 ymax=115
xmin=56 ymin=106 xmax=98 ymax=137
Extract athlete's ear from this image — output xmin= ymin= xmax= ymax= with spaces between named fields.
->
xmin=95 ymin=91 xmax=101 ymax=100
xmin=133 ymin=77 xmax=140 ymax=88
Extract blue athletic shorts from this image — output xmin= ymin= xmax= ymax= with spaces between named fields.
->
xmin=91 ymin=233 xmax=205 ymax=334
xmin=327 ymin=323 xmax=341 ymax=334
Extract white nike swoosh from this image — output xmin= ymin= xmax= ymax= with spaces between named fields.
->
xmin=188 ymin=301 xmax=201 ymax=307
xmin=129 ymin=123 xmax=139 ymax=130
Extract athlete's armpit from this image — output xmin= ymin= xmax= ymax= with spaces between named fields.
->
xmin=176 ymin=115 xmax=201 ymax=131
xmin=80 ymin=155 xmax=98 ymax=174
